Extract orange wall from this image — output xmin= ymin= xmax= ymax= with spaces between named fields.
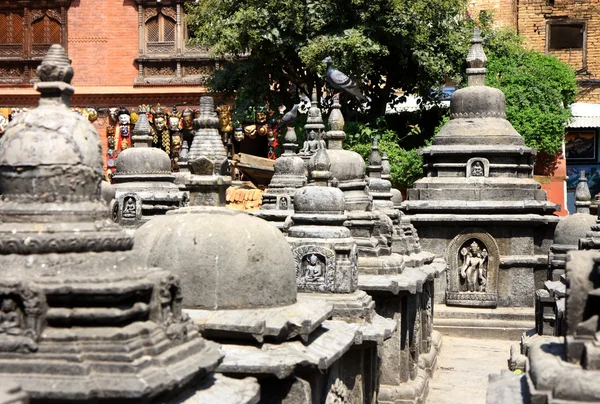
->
xmin=68 ymin=0 xmax=139 ymax=87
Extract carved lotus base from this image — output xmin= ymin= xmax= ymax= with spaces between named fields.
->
xmin=377 ymin=367 xmax=429 ymax=404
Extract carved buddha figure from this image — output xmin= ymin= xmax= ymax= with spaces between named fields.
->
xmin=471 ymin=161 xmax=484 ymax=177
xmin=122 ymin=197 xmax=136 ymax=219
xmin=459 ymin=240 xmax=488 ymax=292
xmin=0 ymin=298 xmax=22 ymax=336
xmin=305 ymin=254 xmax=324 ymax=282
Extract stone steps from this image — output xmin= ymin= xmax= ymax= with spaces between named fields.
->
xmin=433 ymin=305 xmax=534 ymax=340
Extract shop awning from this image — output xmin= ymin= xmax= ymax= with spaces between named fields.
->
xmin=568 ymin=103 xmax=600 ymax=128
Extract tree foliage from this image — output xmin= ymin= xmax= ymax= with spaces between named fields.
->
xmin=343 ymin=123 xmax=426 ymax=190
xmin=481 ymin=22 xmax=576 ymax=155
xmin=185 ymin=0 xmax=471 ymax=117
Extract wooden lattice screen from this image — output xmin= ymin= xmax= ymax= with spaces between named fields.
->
xmin=32 ymin=12 xmax=61 ymax=44
xmin=0 ymin=12 xmax=24 ymax=44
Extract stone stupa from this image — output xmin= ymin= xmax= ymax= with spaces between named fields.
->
xmin=403 ymin=28 xmax=558 ymax=311
xmin=111 ymin=112 xmax=188 ymax=228
xmin=134 ymin=149 xmax=366 ymax=402
xmin=257 ymin=126 xmax=306 ymax=229
xmin=0 ymin=45 xmax=258 ymax=403
xmin=285 ymin=147 xmax=395 ymax=402
xmin=177 ymin=96 xmax=232 ymax=207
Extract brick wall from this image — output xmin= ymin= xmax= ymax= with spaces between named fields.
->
xmin=468 ymin=0 xmax=517 ymax=27
xmin=517 ymin=0 xmax=600 ymax=100
xmin=68 ymin=0 xmax=139 ymax=86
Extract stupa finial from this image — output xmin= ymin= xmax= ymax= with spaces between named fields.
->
xmin=34 ymin=44 xmax=74 ymax=105
xmin=132 ymin=112 xmax=153 ymax=148
xmin=309 ymin=148 xmax=331 ymax=186
xmin=575 ymin=170 xmax=592 ymax=214
xmin=466 ymin=27 xmax=487 ymax=86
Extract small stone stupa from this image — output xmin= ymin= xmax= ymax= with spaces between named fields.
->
xmin=177 ymin=96 xmax=232 ymax=206
xmin=257 ymin=126 xmax=306 ymax=229
xmin=325 ymin=95 xmax=405 ymax=275
xmin=286 ymin=148 xmax=395 ymax=402
xmin=111 ymin=113 xmax=188 ymax=228
xmin=487 ymin=249 xmax=600 ymax=404
xmin=536 ymin=171 xmax=595 ymax=336
xmin=0 ymin=45 xmax=258 ymax=403
xmin=359 ymin=138 xmax=445 ymax=403
xmin=403 ymin=28 xmax=558 ymax=309
xmin=134 ymin=156 xmax=364 ymax=402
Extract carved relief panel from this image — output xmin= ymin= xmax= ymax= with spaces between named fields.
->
xmin=293 ymin=245 xmax=336 ymax=292
xmin=0 ymin=281 xmax=46 ymax=353
xmin=446 ymin=229 xmax=499 ymax=307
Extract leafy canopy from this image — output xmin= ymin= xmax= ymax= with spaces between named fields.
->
xmin=186 ymin=0 xmax=471 ymax=116
xmin=481 ymin=21 xmax=576 ymax=155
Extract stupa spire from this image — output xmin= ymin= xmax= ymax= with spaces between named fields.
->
xmin=466 ymin=27 xmax=487 ymax=86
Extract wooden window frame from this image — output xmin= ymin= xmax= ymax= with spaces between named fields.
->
xmin=0 ymin=0 xmax=69 ymax=85
xmin=546 ymin=19 xmax=587 ymax=72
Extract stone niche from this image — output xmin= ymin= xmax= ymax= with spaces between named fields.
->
xmin=446 ymin=229 xmax=499 ymax=307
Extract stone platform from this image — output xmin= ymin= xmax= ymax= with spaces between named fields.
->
xmin=434 ymin=305 xmax=534 ymax=340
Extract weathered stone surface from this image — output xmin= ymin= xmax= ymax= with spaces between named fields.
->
xmin=402 ymin=29 xmax=557 ymax=311
xmin=174 ymin=374 xmax=260 ymax=404
xmin=0 ymin=45 xmax=228 ymax=403
xmin=0 ymin=382 xmax=28 ymax=404
xmin=136 ymin=207 xmax=297 ymax=310
xmin=111 ymin=113 xmax=188 ymax=228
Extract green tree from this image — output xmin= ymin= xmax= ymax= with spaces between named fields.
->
xmin=186 ymin=0 xmax=471 ymax=117
xmin=481 ymin=23 xmax=576 ymax=156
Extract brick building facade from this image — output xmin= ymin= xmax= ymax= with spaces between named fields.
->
xmin=0 ymin=0 xmax=217 ymax=177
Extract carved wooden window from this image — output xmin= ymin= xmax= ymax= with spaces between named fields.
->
xmin=145 ymin=8 xmax=177 ymax=55
xmin=0 ymin=3 xmax=68 ymax=85
xmin=0 ymin=11 xmax=24 ymax=57
xmin=31 ymin=10 xmax=62 ymax=57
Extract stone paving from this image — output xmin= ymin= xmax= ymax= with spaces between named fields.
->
xmin=428 ymin=336 xmax=515 ymax=404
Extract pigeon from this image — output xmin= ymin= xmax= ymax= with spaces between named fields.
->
xmin=277 ymin=104 xmax=300 ymax=130
xmin=323 ymin=56 xmax=368 ymax=102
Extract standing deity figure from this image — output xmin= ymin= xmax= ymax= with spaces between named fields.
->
xmin=459 ymin=241 xmax=488 ymax=292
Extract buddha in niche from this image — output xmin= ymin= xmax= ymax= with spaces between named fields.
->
xmin=471 ymin=161 xmax=484 ymax=177
xmin=305 ymin=254 xmax=324 ymax=282
xmin=122 ymin=197 xmax=137 ymax=219
xmin=0 ymin=298 xmax=22 ymax=336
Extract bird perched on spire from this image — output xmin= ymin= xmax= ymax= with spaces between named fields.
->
xmin=323 ymin=56 xmax=368 ymax=102
xmin=277 ymin=104 xmax=300 ymax=130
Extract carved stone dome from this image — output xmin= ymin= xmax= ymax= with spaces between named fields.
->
xmin=294 ymin=185 xmax=345 ymax=214
xmin=554 ymin=213 xmax=596 ymax=246
xmin=274 ymin=153 xmax=305 ymax=177
xmin=0 ymin=48 xmax=104 ymax=222
xmin=327 ymin=149 xmax=366 ymax=182
xmin=555 ymin=171 xmax=595 ymax=246
xmin=134 ymin=207 xmax=297 ymax=309
xmin=114 ymin=147 xmax=172 ymax=179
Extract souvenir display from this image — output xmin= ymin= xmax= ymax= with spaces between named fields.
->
xmin=168 ymin=106 xmax=183 ymax=172
xmin=87 ymin=108 xmax=98 ymax=122
xmin=153 ymin=104 xmax=170 ymax=155
xmin=234 ymin=126 xmax=244 ymax=142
